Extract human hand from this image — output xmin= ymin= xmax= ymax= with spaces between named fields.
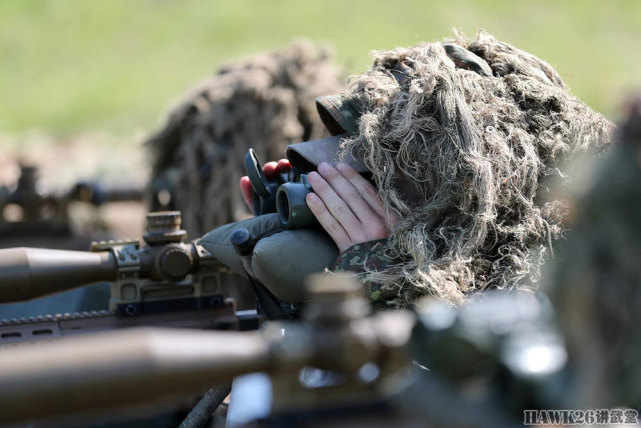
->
xmin=240 ymin=159 xmax=291 ymax=210
xmin=305 ymin=162 xmax=398 ymax=253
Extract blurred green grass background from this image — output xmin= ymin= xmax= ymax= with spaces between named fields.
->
xmin=1 ymin=0 xmax=640 ymax=140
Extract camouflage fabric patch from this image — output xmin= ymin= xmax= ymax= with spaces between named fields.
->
xmin=333 ymin=239 xmax=397 ymax=303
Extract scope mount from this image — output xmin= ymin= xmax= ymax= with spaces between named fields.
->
xmin=89 ymin=211 xmax=225 ymax=316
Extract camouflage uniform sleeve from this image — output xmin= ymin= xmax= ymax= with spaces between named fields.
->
xmin=332 ymin=239 xmax=397 ymax=305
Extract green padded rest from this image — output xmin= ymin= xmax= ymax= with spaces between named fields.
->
xmin=198 ymin=214 xmax=338 ymax=303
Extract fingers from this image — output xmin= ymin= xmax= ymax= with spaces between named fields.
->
xmin=316 ymin=163 xmax=378 ymax=225
xmin=306 ymin=162 xmax=394 ymax=252
xmin=263 ymin=162 xmax=279 ymax=180
xmin=240 ymin=176 xmax=253 ymax=209
xmin=307 ymin=170 xmax=363 ymax=238
xmin=305 ymin=192 xmax=351 ymax=252
xmin=264 ymin=159 xmax=291 ymax=180
xmin=241 ymin=159 xmax=292 ymax=212
xmin=335 ymin=163 xmax=397 ymax=224
xmin=317 ymin=162 xmax=398 ymax=227
xmin=276 ymin=159 xmax=291 ymax=173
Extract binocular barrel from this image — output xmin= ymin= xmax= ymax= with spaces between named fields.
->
xmin=0 ymin=247 xmax=118 ymax=303
xmin=275 ymin=176 xmax=316 ymax=229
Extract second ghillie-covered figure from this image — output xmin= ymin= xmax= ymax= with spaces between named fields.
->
xmin=148 ymin=41 xmax=344 ymax=238
xmin=333 ymin=31 xmax=614 ymax=305
xmin=147 ymin=41 xmax=344 ymax=309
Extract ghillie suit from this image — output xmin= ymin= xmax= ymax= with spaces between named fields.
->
xmin=547 ymin=99 xmax=641 ymax=409
xmin=148 ymin=40 xmax=344 ymax=238
xmin=338 ymin=31 xmax=613 ymax=306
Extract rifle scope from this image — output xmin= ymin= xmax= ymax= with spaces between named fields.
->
xmin=0 ymin=212 xmax=218 ymax=304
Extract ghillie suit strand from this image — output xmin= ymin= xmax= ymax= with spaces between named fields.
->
xmin=148 ymin=40 xmax=344 ymax=237
xmin=340 ymin=31 xmax=614 ymax=306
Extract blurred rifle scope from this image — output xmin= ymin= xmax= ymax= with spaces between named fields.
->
xmin=0 ymin=164 xmax=144 ymax=227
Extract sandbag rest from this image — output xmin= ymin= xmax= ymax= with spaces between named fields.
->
xmin=198 ymin=214 xmax=339 ymax=304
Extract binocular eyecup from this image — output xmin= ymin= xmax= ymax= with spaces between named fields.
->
xmin=276 ymin=175 xmax=316 ymax=229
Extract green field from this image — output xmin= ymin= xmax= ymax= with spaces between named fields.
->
xmin=1 ymin=0 xmax=640 ymax=140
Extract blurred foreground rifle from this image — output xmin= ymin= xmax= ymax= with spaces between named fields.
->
xmin=0 ymin=275 xmax=568 ymax=427
xmin=0 ymin=211 xmax=258 ymax=345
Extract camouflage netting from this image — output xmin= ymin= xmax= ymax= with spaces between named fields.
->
xmin=338 ymin=31 xmax=614 ymax=306
xmin=148 ymin=40 xmax=345 ymax=237
xmin=547 ymin=99 xmax=641 ymax=408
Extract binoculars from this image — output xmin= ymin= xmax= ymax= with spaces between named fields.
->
xmin=244 ymin=149 xmax=316 ymax=229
